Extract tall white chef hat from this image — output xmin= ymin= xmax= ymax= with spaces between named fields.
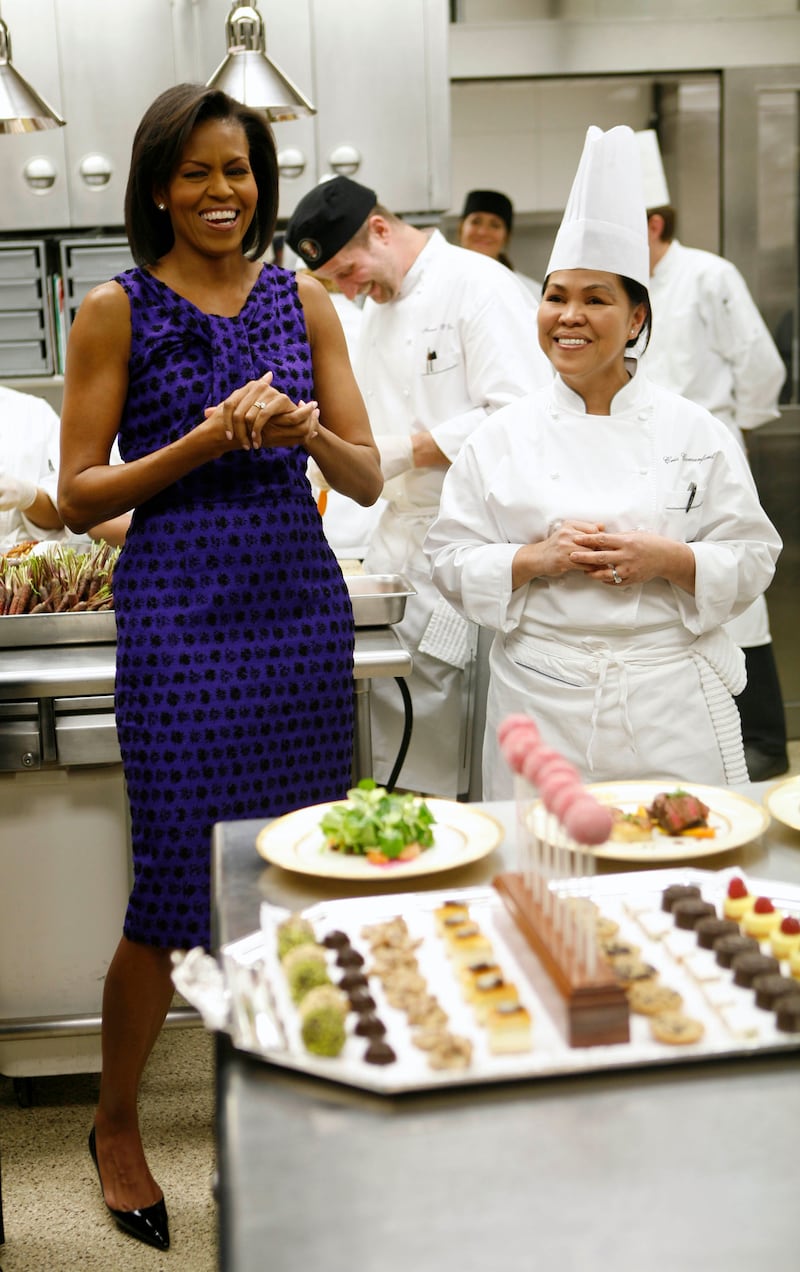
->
xmin=545 ymin=124 xmax=650 ymax=289
xmin=635 ymin=129 xmax=671 ymax=209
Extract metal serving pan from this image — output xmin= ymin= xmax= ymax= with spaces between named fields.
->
xmin=0 ymin=612 xmax=117 ymax=648
xmin=346 ymin=574 xmax=415 ymax=627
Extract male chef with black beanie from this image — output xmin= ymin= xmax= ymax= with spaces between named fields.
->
xmin=287 ymin=176 xmax=551 ymax=798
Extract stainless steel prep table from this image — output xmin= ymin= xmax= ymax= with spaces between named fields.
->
xmin=211 ymin=784 xmax=800 ymax=1272
xmin=0 ymin=625 xmax=412 ymax=783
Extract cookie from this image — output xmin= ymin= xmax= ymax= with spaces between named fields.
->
xmin=627 ymin=982 xmax=684 ymax=1016
xmin=595 ymin=914 xmax=620 ymax=940
xmin=650 ymin=1012 xmax=705 ymax=1045
xmin=610 ymin=956 xmax=658 ymax=988
xmin=598 ymin=937 xmax=641 ymax=960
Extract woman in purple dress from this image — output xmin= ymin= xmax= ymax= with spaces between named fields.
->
xmin=59 ymin=84 xmax=381 ymax=1251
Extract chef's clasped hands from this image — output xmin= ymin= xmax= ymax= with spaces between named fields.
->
xmin=201 ymin=370 xmax=321 ymax=455
xmin=569 ymin=525 xmax=687 ymax=588
xmin=531 ymin=518 xmax=684 ymax=589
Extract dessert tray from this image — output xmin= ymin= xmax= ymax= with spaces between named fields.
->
xmin=175 ymin=868 xmax=800 ymax=1095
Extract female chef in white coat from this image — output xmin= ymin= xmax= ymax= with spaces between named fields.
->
xmin=425 ymin=125 xmax=782 ymax=799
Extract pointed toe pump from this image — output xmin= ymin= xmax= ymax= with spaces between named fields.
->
xmin=88 ymin=1126 xmax=170 ymax=1251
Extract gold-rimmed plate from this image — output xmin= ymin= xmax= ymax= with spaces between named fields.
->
xmin=527 ymin=781 xmax=770 ymax=863
xmin=255 ymin=799 xmax=504 ymax=880
xmin=764 ymin=775 xmax=800 ymax=832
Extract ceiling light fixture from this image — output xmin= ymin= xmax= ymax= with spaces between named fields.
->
xmin=0 ymin=12 xmax=65 ymax=134
xmin=206 ymin=3 xmax=316 ymax=122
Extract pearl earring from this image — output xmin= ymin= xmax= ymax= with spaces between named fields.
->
xmin=157 ymin=202 xmax=166 ymax=211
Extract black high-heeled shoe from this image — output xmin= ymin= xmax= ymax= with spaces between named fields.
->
xmin=88 ymin=1126 xmax=170 ymax=1251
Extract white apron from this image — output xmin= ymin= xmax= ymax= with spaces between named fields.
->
xmin=483 ymin=625 xmax=748 ymax=800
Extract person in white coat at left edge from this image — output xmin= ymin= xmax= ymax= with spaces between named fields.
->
xmin=425 ymin=125 xmax=782 ymax=800
xmin=287 ymin=176 xmax=551 ymax=798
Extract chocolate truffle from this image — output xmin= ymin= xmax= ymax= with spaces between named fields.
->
xmin=775 ymin=993 xmax=800 ymax=1033
xmin=662 ymin=883 xmax=702 ymax=913
xmin=355 ymin=1014 xmax=387 ymax=1038
xmin=672 ymin=898 xmax=717 ymax=930
xmin=752 ymin=973 xmax=797 ymax=1011
xmin=364 ymin=1039 xmax=397 ymax=1066
xmin=731 ymin=951 xmax=780 ymax=988
xmin=695 ymin=917 xmax=740 ymax=950
xmin=714 ymin=933 xmax=759 ymax=968
xmin=322 ymin=929 xmax=350 ymax=950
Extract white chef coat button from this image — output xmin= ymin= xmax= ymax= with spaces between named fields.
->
xmin=638 ymin=412 xmax=649 ymax=421
xmin=550 ymin=472 xmax=559 ymax=480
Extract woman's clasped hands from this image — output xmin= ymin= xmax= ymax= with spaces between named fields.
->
xmin=202 ymin=370 xmax=320 ymax=454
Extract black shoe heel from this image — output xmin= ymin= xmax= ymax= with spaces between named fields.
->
xmin=88 ymin=1126 xmax=170 ymax=1251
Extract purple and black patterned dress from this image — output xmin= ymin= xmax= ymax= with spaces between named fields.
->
xmin=113 ymin=265 xmax=354 ymax=950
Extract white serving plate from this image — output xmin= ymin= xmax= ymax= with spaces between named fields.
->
xmin=527 ymin=781 xmax=770 ymax=864
xmin=218 ymin=868 xmax=800 ymax=1095
xmin=255 ymin=799 xmax=503 ymax=881
xmin=764 ymin=775 xmax=800 ymax=833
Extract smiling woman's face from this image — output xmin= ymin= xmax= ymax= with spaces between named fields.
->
xmin=459 ymin=211 xmax=509 ymax=260
xmin=538 ymin=268 xmax=646 ymax=405
xmin=157 ymin=117 xmax=258 ymax=258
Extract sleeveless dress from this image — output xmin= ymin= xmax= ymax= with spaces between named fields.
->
xmin=113 ymin=264 xmax=355 ymax=950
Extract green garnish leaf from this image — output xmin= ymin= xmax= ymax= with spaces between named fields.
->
xmin=320 ymin=780 xmax=436 ymax=858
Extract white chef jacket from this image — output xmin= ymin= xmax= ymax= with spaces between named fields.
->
xmin=0 ymin=386 xmax=65 ymax=552
xmin=641 ymin=239 xmax=786 ymax=647
xmin=426 ymin=364 xmax=782 ymax=797
xmin=355 ymin=229 xmax=552 ymax=796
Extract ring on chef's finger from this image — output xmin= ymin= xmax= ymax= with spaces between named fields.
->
xmin=254 ymin=400 xmax=268 ymax=411
xmin=611 ymin=566 xmax=623 ymax=585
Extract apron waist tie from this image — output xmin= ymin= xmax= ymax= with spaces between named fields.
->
xmin=587 ymin=652 xmax=634 ymax=774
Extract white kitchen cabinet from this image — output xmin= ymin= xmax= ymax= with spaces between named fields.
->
xmin=0 ymin=0 xmax=450 ymax=234
xmin=0 ymin=0 xmax=70 ymax=231
xmin=195 ymin=0 xmax=450 ymax=218
xmin=307 ymin=0 xmax=450 ymax=216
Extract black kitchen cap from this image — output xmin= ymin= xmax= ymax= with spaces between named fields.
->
xmin=286 ymin=175 xmax=377 ymax=269
xmin=460 ymin=189 xmax=513 ymax=231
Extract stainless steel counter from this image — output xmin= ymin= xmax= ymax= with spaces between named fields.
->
xmin=0 ymin=627 xmax=412 ymax=781
xmin=0 ymin=626 xmax=411 ymax=701
xmin=211 ymin=783 xmax=800 ymax=1272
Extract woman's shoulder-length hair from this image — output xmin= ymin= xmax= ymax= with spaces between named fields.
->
xmin=125 ymin=82 xmax=279 ymax=267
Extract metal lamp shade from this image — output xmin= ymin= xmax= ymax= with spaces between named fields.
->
xmin=206 ymin=4 xmax=315 ymax=121
xmin=0 ymin=19 xmax=65 ymax=133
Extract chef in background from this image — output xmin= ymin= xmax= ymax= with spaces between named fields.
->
xmin=636 ymin=129 xmax=789 ymax=783
xmin=426 ymin=124 xmax=781 ymax=798
xmin=0 ymin=385 xmax=67 ymax=552
xmin=297 ymin=267 xmax=383 ymax=559
xmin=287 ymin=176 xmax=551 ymax=797
xmin=457 ymin=188 xmax=540 ymax=302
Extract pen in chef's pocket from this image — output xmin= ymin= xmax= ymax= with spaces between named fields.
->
xmin=425 ymin=348 xmax=437 ymax=374
xmin=685 ymin=482 xmax=697 ymax=512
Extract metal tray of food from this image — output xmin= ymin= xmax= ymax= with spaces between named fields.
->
xmin=0 ymin=611 xmax=117 ymax=648
xmin=346 ymin=574 xmax=415 ymax=627
xmin=186 ymin=868 xmax=800 ymax=1096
